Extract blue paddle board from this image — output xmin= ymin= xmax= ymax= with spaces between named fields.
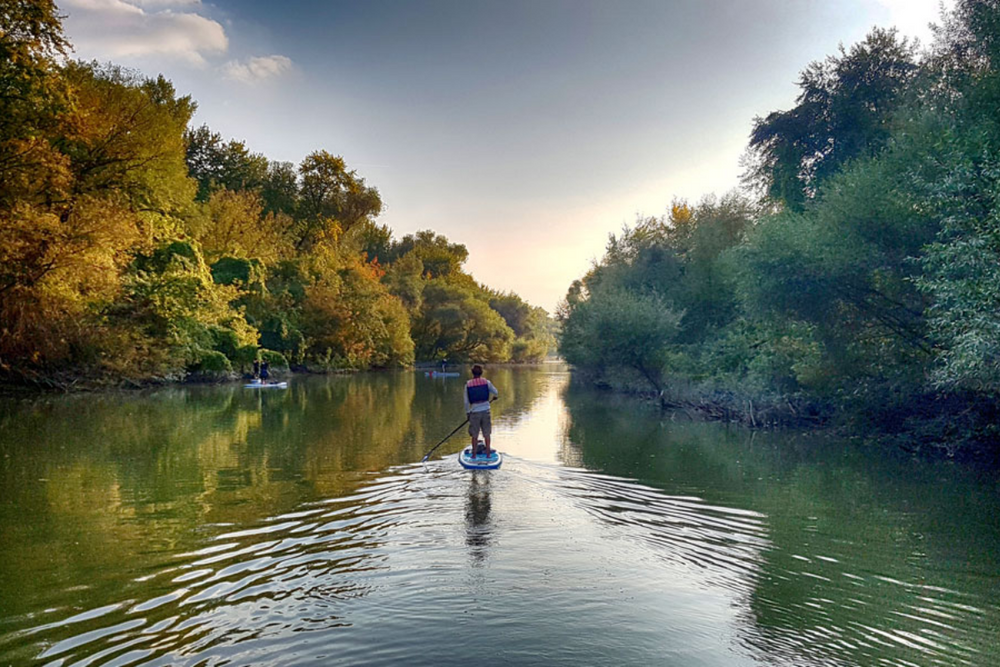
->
xmin=245 ymin=381 xmax=287 ymax=389
xmin=459 ymin=447 xmax=502 ymax=470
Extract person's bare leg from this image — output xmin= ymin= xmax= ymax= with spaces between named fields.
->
xmin=484 ymin=434 xmax=491 ymax=457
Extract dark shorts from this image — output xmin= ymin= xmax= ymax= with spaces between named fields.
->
xmin=468 ymin=410 xmax=491 ymax=440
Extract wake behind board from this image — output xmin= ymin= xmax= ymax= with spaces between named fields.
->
xmin=244 ymin=381 xmax=287 ymax=389
xmin=459 ymin=446 xmax=502 ymax=470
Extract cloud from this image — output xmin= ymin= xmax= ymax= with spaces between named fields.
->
xmin=61 ymin=0 xmax=227 ymax=66
xmin=222 ymin=55 xmax=294 ymax=83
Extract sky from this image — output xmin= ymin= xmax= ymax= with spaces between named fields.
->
xmin=60 ymin=0 xmax=952 ymax=312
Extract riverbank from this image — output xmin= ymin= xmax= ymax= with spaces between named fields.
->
xmin=0 ymin=364 xmax=344 ymax=396
xmin=576 ymin=370 xmax=832 ymax=428
xmin=0 ymin=359 xmax=554 ymax=396
xmin=572 ymin=368 xmax=1000 ymax=465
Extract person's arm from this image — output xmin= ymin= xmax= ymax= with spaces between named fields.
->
xmin=488 ymin=380 xmax=499 ymax=399
xmin=464 ymin=385 xmax=471 ymax=413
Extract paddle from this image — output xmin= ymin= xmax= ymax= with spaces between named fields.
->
xmin=420 ymin=396 xmax=496 ymax=462
xmin=420 ymin=417 xmax=469 ymax=463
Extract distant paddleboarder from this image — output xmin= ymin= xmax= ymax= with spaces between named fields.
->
xmin=464 ymin=365 xmax=499 ymax=458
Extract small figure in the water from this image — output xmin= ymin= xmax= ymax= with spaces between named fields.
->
xmin=252 ymin=358 xmax=260 ymax=380
xmin=260 ymin=359 xmax=270 ymax=384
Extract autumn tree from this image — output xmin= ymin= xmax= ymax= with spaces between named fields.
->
xmin=295 ymin=150 xmax=382 ymax=251
xmin=0 ymin=0 xmax=70 ymax=208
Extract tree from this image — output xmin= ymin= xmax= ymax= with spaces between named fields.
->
xmin=412 ymin=280 xmax=513 ymax=361
xmin=296 ymin=150 xmax=381 ymax=250
xmin=185 ymin=125 xmax=270 ymax=202
xmin=489 ymin=291 xmax=555 ymax=362
xmin=560 ymin=285 xmax=682 ymax=393
xmin=388 ymin=230 xmax=468 ymax=278
xmin=59 ymin=63 xmax=196 ymax=228
xmin=197 ymin=189 xmax=293 ymax=262
xmin=299 ymin=246 xmax=413 ymax=368
xmin=110 ymin=240 xmax=257 ymax=370
xmin=0 ymin=0 xmax=70 ymax=209
xmin=383 ymin=251 xmax=425 ymax=312
xmin=261 ymin=160 xmax=298 ymax=215
xmin=0 ymin=61 xmax=198 ymax=379
xmin=746 ymin=28 xmax=918 ymax=209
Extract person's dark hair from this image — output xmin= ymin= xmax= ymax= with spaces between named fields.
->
xmin=471 ymin=364 xmax=483 ymax=377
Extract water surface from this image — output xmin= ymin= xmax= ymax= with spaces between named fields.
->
xmin=0 ymin=367 xmax=997 ymax=665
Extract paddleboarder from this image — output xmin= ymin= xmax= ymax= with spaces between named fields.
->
xmin=464 ymin=365 xmax=499 ymax=458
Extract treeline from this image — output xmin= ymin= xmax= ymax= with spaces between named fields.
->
xmin=0 ymin=1 xmax=553 ymax=387
xmin=559 ymin=2 xmax=1000 ymax=455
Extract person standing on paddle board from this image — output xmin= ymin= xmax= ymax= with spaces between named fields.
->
xmin=465 ymin=365 xmax=499 ymax=457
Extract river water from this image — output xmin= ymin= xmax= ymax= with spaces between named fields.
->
xmin=0 ymin=366 xmax=997 ymax=666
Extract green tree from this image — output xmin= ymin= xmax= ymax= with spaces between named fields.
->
xmin=110 ymin=240 xmax=257 ymax=373
xmin=184 ymin=125 xmax=270 ymax=202
xmin=383 ymin=251 xmax=425 ymax=312
xmin=489 ymin=291 xmax=556 ymax=362
xmin=745 ymin=28 xmax=918 ymax=209
xmin=388 ymin=230 xmax=469 ymax=279
xmin=412 ymin=280 xmax=513 ymax=361
xmin=560 ymin=284 xmax=682 ymax=393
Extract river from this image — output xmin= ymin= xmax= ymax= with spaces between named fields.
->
xmin=0 ymin=366 xmax=997 ymax=666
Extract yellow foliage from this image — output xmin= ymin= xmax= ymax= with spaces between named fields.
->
xmin=0 ymin=137 xmax=73 ymax=206
xmin=0 ymin=197 xmax=141 ymax=369
xmin=197 ymin=189 xmax=294 ymax=262
xmin=670 ymin=200 xmax=693 ymax=225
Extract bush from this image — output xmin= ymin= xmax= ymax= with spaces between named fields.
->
xmin=259 ymin=349 xmax=288 ymax=369
xmin=189 ymin=349 xmax=232 ymax=373
xmin=231 ymin=345 xmax=258 ymax=367
xmin=209 ymin=326 xmax=241 ymax=358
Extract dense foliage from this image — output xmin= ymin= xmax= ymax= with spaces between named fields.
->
xmin=560 ymin=6 xmax=1000 ymax=454
xmin=0 ymin=3 xmax=552 ymax=386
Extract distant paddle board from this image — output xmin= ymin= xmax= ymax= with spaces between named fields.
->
xmin=244 ymin=381 xmax=287 ymax=389
xmin=425 ymin=371 xmax=460 ymax=378
xmin=459 ymin=447 xmax=502 ymax=470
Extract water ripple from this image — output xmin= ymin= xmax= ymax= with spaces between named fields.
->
xmin=3 ymin=458 xmax=997 ymax=667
